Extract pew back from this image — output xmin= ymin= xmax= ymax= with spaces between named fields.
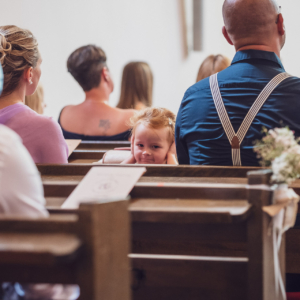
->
xmin=0 ymin=200 xmax=130 ymax=300
xmin=46 ymin=169 xmax=282 ymax=299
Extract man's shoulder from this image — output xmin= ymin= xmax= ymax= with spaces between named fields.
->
xmin=183 ymin=77 xmax=211 ymax=101
xmin=281 ymin=75 xmax=300 ymax=89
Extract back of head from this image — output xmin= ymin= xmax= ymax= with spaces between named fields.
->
xmin=67 ymin=45 xmax=107 ymax=92
xmin=223 ymin=0 xmax=279 ymax=45
xmin=117 ymin=62 xmax=153 ymax=109
xmin=25 ymin=83 xmax=44 ymax=114
xmin=0 ymin=25 xmax=39 ymax=97
xmin=196 ymin=55 xmax=231 ymax=82
xmin=130 ymin=107 xmax=176 ymax=143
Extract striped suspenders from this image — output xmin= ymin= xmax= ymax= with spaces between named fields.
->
xmin=209 ymin=72 xmax=291 ymax=166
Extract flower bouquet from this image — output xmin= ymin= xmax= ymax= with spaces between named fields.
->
xmin=254 ymin=127 xmax=300 ymax=184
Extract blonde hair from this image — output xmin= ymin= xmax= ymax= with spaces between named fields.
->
xmin=117 ymin=62 xmax=153 ymax=109
xmin=25 ymin=83 xmax=44 ymax=114
xmin=196 ymin=54 xmax=231 ymax=82
xmin=130 ymin=107 xmax=176 ymax=143
xmin=0 ymin=25 xmax=39 ymax=97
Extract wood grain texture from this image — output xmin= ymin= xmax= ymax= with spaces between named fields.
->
xmin=131 ymin=254 xmax=247 ymax=300
xmin=37 ymin=164 xmax=262 ymax=177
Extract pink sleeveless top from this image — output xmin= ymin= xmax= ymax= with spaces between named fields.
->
xmin=0 ymin=103 xmax=68 ymax=163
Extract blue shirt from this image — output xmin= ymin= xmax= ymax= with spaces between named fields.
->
xmin=175 ymin=50 xmax=300 ymax=166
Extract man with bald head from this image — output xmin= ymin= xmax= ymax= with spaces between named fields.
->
xmin=176 ymin=0 xmax=300 ymax=166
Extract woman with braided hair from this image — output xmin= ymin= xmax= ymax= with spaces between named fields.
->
xmin=0 ymin=25 xmax=68 ymax=163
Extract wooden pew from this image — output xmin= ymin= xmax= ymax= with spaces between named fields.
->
xmin=77 ymin=140 xmax=130 ymax=150
xmin=46 ymin=170 xmax=285 ymax=299
xmin=38 ymin=163 xmax=300 ymax=286
xmin=38 ymin=164 xmax=261 ymax=184
xmin=69 ymin=150 xmax=106 ymax=164
xmin=38 ymin=163 xmax=300 ymax=196
xmin=38 ymin=164 xmax=261 ymax=177
xmin=0 ymin=200 xmax=130 ymax=300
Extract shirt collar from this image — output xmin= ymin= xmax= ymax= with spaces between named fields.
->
xmin=231 ymin=50 xmax=284 ymax=69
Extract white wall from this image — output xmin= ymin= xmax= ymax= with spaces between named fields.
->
xmin=0 ymin=0 xmax=296 ymax=119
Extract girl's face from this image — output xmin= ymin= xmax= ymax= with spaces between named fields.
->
xmin=133 ymin=123 xmax=171 ymax=164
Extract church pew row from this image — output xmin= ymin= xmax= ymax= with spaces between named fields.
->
xmin=0 ymin=200 xmax=130 ymax=300
xmin=41 ymin=172 xmax=300 ymax=276
xmin=76 ymin=140 xmax=130 ymax=150
xmin=47 ymin=170 xmax=283 ymax=300
xmin=38 ymin=163 xmax=262 ymax=178
xmin=37 ymin=163 xmax=300 ymax=197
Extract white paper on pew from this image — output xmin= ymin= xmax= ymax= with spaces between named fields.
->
xmin=65 ymin=139 xmax=81 ymax=157
xmin=61 ymin=166 xmax=146 ymax=209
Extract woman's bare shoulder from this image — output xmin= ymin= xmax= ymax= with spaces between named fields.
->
xmin=121 ymin=108 xmax=136 ymax=117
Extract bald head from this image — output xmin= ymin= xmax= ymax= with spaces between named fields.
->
xmin=223 ymin=0 xmax=280 ymax=43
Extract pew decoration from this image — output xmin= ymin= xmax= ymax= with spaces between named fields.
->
xmin=255 ymin=127 xmax=300 ymax=299
xmin=254 ymin=127 xmax=300 ymax=184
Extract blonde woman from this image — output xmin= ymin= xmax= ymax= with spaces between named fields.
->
xmin=25 ymin=83 xmax=45 ymax=114
xmin=0 ymin=25 xmax=68 ymax=163
xmin=117 ymin=62 xmax=153 ymax=110
xmin=196 ymin=54 xmax=231 ymax=82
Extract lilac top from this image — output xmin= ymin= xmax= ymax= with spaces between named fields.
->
xmin=0 ymin=103 xmax=68 ymax=163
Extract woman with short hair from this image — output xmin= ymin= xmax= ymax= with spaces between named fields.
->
xmin=117 ymin=61 xmax=153 ymax=110
xmin=0 ymin=25 xmax=68 ymax=163
xmin=59 ymin=45 xmax=135 ymax=140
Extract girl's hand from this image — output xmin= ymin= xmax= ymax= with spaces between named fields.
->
xmin=131 ymin=135 xmax=135 ymax=155
xmin=166 ymin=141 xmax=178 ymax=165
xmin=121 ymin=135 xmax=136 ymax=164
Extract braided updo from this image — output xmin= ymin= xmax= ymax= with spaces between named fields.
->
xmin=0 ymin=25 xmax=39 ymax=97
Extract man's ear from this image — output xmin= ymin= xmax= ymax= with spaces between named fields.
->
xmin=277 ymin=14 xmax=285 ymax=36
xmin=222 ymin=26 xmax=234 ymax=45
xmin=102 ymin=67 xmax=110 ymax=82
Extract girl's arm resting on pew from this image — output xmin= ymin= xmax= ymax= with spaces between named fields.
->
xmin=121 ymin=153 xmax=136 ymax=164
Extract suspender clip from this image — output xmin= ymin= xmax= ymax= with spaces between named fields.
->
xmin=231 ymin=136 xmax=240 ymax=149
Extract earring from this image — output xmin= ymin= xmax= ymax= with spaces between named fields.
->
xmin=29 ymin=80 xmax=33 ymax=85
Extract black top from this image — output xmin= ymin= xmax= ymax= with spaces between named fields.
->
xmin=58 ymin=108 xmax=131 ymax=141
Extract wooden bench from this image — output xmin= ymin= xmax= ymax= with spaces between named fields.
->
xmin=77 ymin=140 xmax=130 ymax=150
xmin=0 ymin=200 xmax=130 ymax=300
xmin=38 ymin=163 xmax=300 ymax=196
xmin=69 ymin=150 xmax=106 ymax=164
xmin=44 ymin=170 xmax=286 ymax=299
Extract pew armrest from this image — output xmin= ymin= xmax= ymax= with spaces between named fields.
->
xmin=0 ymin=233 xmax=82 ymax=265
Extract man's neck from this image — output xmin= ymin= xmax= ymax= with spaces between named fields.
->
xmin=236 ymin=44 xmax=280 ymax=58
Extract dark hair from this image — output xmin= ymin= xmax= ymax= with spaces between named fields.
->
xmin=67 ymin=45 xmax=107 ymax=92
xmin=0 ymin=25 xmax=39 ymax=97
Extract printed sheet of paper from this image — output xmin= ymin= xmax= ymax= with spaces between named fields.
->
xmin=65 ymin=139 xmax=81 ymax=157
xmin=62 ymin=166 xmax=146 ymax=209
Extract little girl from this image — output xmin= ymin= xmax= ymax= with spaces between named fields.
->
xmin=121 ymin=107 xmax=178 ymax=165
